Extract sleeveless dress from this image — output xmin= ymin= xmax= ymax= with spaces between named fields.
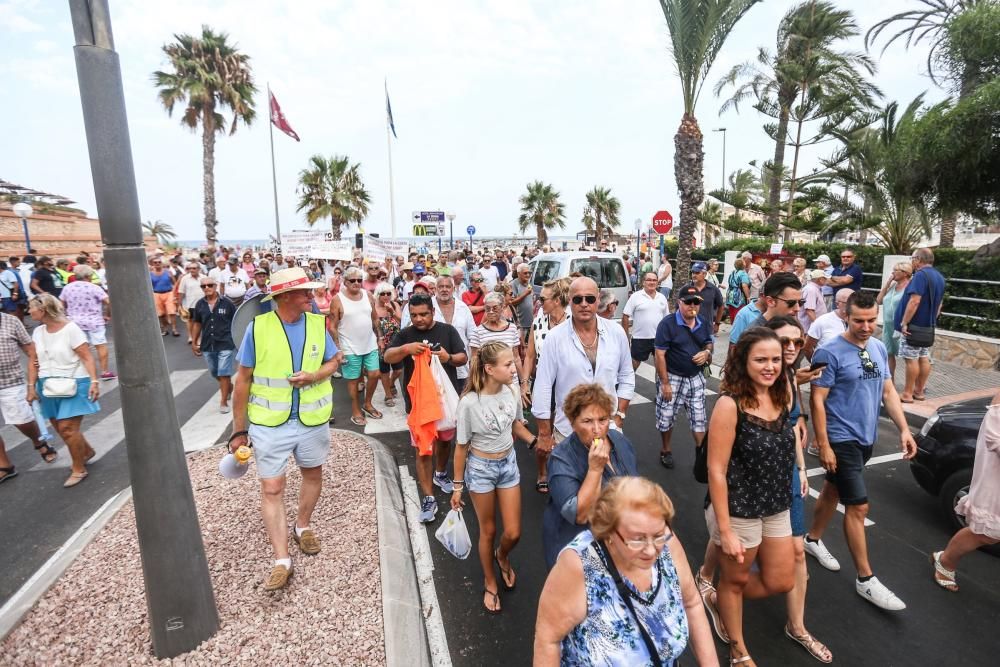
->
xmin=880 ymin=285 xmax=905 ymax=356
xmin=955 ymin=404 xmax=1000 ymax=539
xmin=559 ymin=530 xmax=688 ymax=666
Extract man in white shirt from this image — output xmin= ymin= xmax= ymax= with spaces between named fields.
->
xmin=743 ymin=251 xmax=767 ymax=300
xmin=208 ymin=257 xmax=227 ymax=283
xmin=532 ymin=277 xmax=634 ymax=450
xmin=18 ymin=255 xmax=35 ymax=301
xmin=804 ymin=288 xmax=853 ymax=360
xmin=219 ymin=257 xmax=250 ymax=305
xmin=798 ymin=269 xmax=828 ymax=333
xmin=814 ymin=254 xmax=835 ymax=309
xmin=621 ymin=271 xmax=669 ymax=370
xmin=478 ymin=257 xmax=499 ymax=292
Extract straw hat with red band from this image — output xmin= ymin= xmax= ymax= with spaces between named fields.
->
xmin=261 ymin=267 xmax=325 ymax=302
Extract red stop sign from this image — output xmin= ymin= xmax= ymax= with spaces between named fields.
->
xmin=652 ymin=210 xmax=673 ymax=234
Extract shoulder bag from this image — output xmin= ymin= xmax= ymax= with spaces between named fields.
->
xmin=906 ymin=272 xmax=938 ymax=348
xmin=39 ymin=333 xmax=81 ymax=398
xmin=593 ymin=540 xmax=664 ymax=667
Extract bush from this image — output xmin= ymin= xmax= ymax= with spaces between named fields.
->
xmin=660 ymin=238 xmax=1000 ymax=338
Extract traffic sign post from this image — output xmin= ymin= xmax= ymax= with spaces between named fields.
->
xmin=652 ymin=210 xmax=674 ymax=235
xmin=467 ymin=225 xmax=476 ymax=252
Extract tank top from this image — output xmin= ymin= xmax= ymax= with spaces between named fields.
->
xmin=338 ymin=292 xmax=377 ymax=356
xmin=725 ymin=397 xmax=795 ymax=518
xmin=150 ymin=270 xmax=173 ymax=293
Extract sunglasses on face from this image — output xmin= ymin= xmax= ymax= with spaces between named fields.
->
xmin=472 ymin=278 xmax=484 ymax=283
xmin=776 ymin=298 xmax=806 ymax=307
xmin=201 ymin=284 xmax=216 ymax=289
xmin=572 ymin=295 xmax=598 ymax=305
xmin=537 ymin=296 xmax=549 ymax=304
xmin=345 ymin=278 xmax=363 ymax=284
xmin=680 ymin=298 xmax=702 ymax=305
xmin=780 ymin=336 xmax=805 ymax=349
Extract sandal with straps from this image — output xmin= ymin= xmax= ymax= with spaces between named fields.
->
xmin=730 ymin=655 xmax=754 ymax=666
xmin=931 ymin=551 xmax=958 ymax=591
xmin=34 ymin=442 xmax=57 ymax=463
xmin=785 ymin=625 xmax=833 ymax=663
xmin=482 ymin=588 xmax=501 ymax=614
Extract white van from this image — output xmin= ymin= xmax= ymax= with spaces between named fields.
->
xmin=527 ymin=251 xmax=632 ymax=318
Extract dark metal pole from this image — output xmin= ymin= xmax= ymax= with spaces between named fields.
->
xmin=67 ymin=0 xmax=219 ymax=658
xmin=20 ymin=217 xmax=31 ymax=254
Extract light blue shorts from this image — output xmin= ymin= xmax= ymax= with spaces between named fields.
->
xmin=465 ymin=448 xmax=520 ymax=494
xmin=342 ymin=349 xmax=380 ymax=380
xmin=249 ymin=418 xmax=330 ymax=479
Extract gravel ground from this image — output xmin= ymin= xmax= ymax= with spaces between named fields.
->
xmin=2 ymin=430 xmax=385 ymax=666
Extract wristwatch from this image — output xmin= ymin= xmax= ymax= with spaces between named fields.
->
xmin=614 ymin=410 xmax=626 ymax=420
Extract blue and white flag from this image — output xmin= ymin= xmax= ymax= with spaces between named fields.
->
xmin=385 ymin=81 xmax=397 ymax=138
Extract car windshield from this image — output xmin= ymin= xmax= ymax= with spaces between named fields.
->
xmin=569 ymin=257 xmax=627 ymax=288
xmin=532 ymin=260 xmax=560 ymax=286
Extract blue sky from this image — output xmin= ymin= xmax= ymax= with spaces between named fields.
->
xmin=2 ymin=0 xmax=936 ymax=244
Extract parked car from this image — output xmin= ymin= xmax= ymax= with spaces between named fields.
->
xmin=527 ymin=251 xmax=632 ymax=318
xmin=910 ymin=395 xmax=991 ymax=530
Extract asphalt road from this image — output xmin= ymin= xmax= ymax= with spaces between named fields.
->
xmin=372 ymin=371 xmax=1000 ymax=666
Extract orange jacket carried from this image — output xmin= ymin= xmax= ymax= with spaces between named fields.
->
xmin=407 ymin=348 xmax=443 ymax=455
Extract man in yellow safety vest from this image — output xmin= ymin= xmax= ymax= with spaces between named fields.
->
xmin=231 ymin=267 xmax=342 ymax=591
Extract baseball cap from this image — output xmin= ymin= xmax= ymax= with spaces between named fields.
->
xmin=677 ymin=285 xmax=704 ymax=303
xmin=413 ymin=262 xmax=426 ymax=274
xmin=809 ymin=269 xmax=827 ymax=280
xmin=227 ymin=256 xmax=238 ymax=264
xmin=813 ymin=254 xmax=831 ymax=264
xmin=691 ymin=262 xmax=707 ymax=273
xmin=254 ymin=267 xmax=268 ymax=275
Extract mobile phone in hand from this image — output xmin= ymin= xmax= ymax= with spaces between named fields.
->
xmin=809 ymin=361 xmax=829 ymax=372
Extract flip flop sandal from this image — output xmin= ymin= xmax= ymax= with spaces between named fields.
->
xmin=914 ymin=394 xmax=927 ymax=401
xmin=900 ymin=398 xmax=914 ymax=404
xmin=931 ymin=551 xmax=958 ymax=591
xmin=350 ymin=415 xmax=366 ymax=427
xmin=784 ymin=625 xmax=833 ymax=663
xmin=362 ymin=407 xmax=383 ymax=420
xmin=384 ymin=398 xmax=396 ymax=407
xmin=0 ymin=466 xmax=17 ymax=484
xmin=34 ymin=442 xmax=58 ymax=463
xmin=535 ymin=481 xmax=549 ymax=494
xmin=494 ymin=549 xmax=516 ymax=590
xmin=483 ymin=588 xmax=501 ymax=614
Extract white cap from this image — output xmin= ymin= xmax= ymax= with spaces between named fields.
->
xmin=814 ymin=254 xmax=831 ymax=265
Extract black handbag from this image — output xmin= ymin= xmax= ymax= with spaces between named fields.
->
xmin=905 ymin=272 xmax=939 ymax=348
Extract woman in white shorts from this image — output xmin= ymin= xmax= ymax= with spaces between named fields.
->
xmin=707 ymin=327 xmax=797 ymax=667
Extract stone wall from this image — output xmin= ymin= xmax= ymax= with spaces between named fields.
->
xmin=931 ymin=330 xmax=1000 ymax=371
xmin=0 ymin=205 xmax=157 ymax=258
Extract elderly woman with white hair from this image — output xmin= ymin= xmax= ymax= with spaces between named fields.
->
xmin=60 ymin=264 xmax=114 ymax=379
xmin=469 ymin=292 xmax=527 ymax=389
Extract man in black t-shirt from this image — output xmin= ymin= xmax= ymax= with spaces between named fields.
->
xmin=384 ymin=293 xmax=467 ymax=524
xmin=30 ymin=256 xmax=62 ymax=298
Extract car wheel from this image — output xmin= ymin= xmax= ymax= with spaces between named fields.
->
xmin=939 ymin=468 xmax=973 ymax=531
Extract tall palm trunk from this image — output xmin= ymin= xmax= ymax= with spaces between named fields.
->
xmin=673 ymin=114 xmax=704 ymax=291
xmin=331 ymin=216 xmax=343 ymax=240
xmin=766 ymin=107 xmax=790 ymax=233
xmin=201 ymin=110 xmax=217 ymax=250
xmin=939 ymin=212 xmax=957 ymax=248
xmin=536 ymin=222 xmax=547 ymax=246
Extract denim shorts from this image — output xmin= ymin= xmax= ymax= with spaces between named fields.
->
xmin=790 ymin=465 xmax=805 ymax=537
xmin=465 ymin=448 xmax=520 ymax=494
xmin=204 ymin=348 xmax=234 ymax=378
xmin=824 ymin=440 xmax=873 ymax=505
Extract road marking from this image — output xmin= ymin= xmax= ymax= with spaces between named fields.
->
xmin=181 ymin=390 xmax=232 ymax=453
xmin=30 ymin=369 xmax=205 ymax=470
xmin=803 ymin=452 xmax=904 ymax=527
xmin=398 ymin=465 xmax=452 ymax=667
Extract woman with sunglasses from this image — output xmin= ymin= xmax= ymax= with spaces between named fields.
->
xmin=707 ymin=327 xmax=797 ymax=667
xmin=374 ymin=281 xmax=403 ymax=406
xmin=535 ymin=476 xmax=717 ymax=666
xmin=240 ymin=251 xmax=256 ymax=275
xmin=462 ymin=270 xmax=488 ymax=326
xmin=763 ymin=317 xmax=832 ymax=662
xmin=328 ymin=265 xmax=343 ymax=295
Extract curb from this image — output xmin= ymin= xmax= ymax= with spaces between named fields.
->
xmin=354 ymin=431 xmax=433 ymax=667
xmin=0 ymin=487 xmax=133 ymax=642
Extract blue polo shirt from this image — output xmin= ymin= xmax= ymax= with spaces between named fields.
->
xmin=832 ymin=263 xmax=864 ymax=292
xmin=654 ymin=311 xmax=713 ymax=377
xmin=894 ymin=266 xmax=945 ymax=331
xmin=729 ymin=301 xmax=762 ymax=345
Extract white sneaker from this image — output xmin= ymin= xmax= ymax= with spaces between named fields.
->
xmin=803 ymin=538 xmax=841 ymax=571
xmin=856 ymin=576 xmax=906 ymax=611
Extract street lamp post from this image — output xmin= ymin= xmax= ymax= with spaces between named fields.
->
xmin=12 ymin=202 xmax=32 ymax=253
xmin=713 ymin=128 xmax=727 ymax=191
xmin=447 ymin=211 xmax=456 ymax=250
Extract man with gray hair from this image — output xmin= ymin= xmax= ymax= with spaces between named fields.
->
xmin=510 ymin=262 xmax=534 ymax=345
xmin=896 ymin=247 xmax=945 ymax=402
xmin=451 ymin=265 xmax=468 ymax=298
xmin=597 ymin=289 xmax=619 ymax=319
xmin=743 ymin=251 xmax=766 ymax=300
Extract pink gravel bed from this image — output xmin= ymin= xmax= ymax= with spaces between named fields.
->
xmin=2 ymin=430 xmax=385 ymax=666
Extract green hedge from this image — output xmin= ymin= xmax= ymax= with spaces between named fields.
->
xmin=659 ymin=239 xmax=1000 ymax=338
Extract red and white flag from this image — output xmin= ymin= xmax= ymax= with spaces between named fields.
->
xmin=269 ymin=90 xmax=300 ymax=142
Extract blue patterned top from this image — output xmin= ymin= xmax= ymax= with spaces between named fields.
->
xmin=559 ymin=530 xmax=688 ymax=666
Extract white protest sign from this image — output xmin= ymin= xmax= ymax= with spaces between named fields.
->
xmin=311 ymin=240 xmax=354 ymax=260
xmin=769 ymin=243 xmax=784 ymax=255
xmin=281 ymin=230 xmax=327 ymax=257
xmin=364 ymin=235 xmax=409 ymax=264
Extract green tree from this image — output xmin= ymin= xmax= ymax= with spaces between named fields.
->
xmin=715 ymin=1 xmax=878 ymax=231
xmin=141 ymin=219 xmax=178 ymax=245
xmin=295 ymin=155 xmax=371 ymax=240
xmin=708 ymin=168 xmax=759 ymax=221
xmin=657 ymin=0 xmax=761 ymax=285
xmin=153 ymin=26 xmax=257 ymax=250
xmin=697 ymin=200 xmax=724 ymax=245
xmin=518 ymin=181 xmax=566 ymax=246
xmin=582 ymin=187 xmax=622 ymax=242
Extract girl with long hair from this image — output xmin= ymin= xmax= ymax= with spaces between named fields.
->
xmin=707 ymin=327 xmax=797 ymax=667
xmin=451 ymin=341 xmax=536 ymax=613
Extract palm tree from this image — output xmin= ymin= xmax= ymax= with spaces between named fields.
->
xmin=715 ymin=1 xmax=878 ymax=231
xmin=582 ymin=187 xmax=622 ymax=242
xmin=518 ymin=181 xmax=566 ymax=246
xmin=141 ymin=220 xmax=178 ymax=245
xmin=296 ymin=155 xmax=371 ymax=240
xmin=697 ymin=200 xmax=725 ymax=245
xmin=658 ymin=0 xmax=761 ymax=286
xmin=153 ymin=26 xmax=256 ymax=250
xmin=709 ymin=168 xmax=759 ymax=222
xmin=866 ymin=0 xmax=989 ymax=247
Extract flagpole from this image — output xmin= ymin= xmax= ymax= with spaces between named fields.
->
xmin=385 ymin=80 xmax=396 ymax=239
xmin=267 ymin=82 xmax=282 ymax=244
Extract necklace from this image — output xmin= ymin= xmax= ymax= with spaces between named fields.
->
xmin=575 ymin=324 xmax=599 ymax=349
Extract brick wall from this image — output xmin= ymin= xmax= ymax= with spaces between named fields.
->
xmin=0 ymin=205 xmax=158 ymax=258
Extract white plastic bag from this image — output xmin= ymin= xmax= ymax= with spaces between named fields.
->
xmin=429 ymin=354 xmax=460 ymax=431
xmin=434 ymin=509 xmax=472 ymax=559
